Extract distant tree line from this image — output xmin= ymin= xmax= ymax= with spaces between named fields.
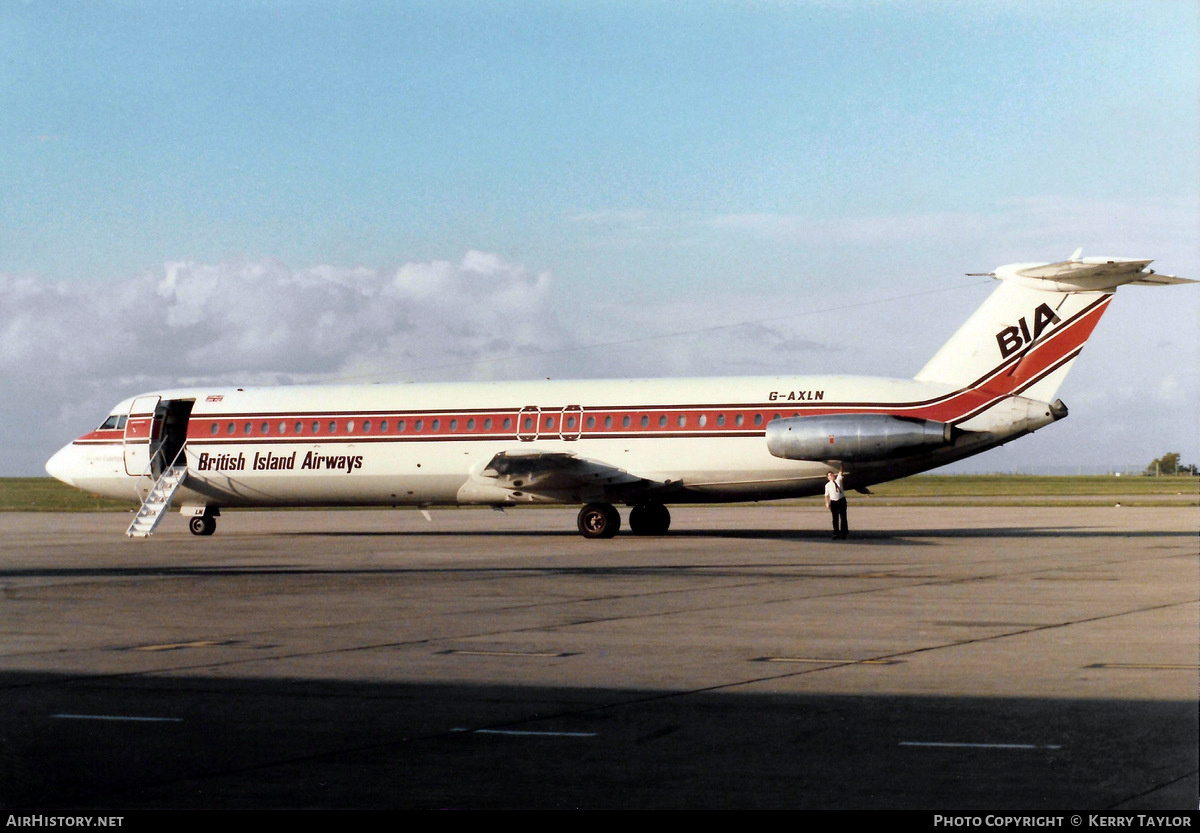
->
xmin=1145 ymin=452 xmax=1198 ymax=475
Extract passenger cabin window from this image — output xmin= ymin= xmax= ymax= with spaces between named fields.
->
xmin=261 ymin=422 xmax=270 ymax=434
xmin=211 ymin=423 xmax=219 ymax=435
xmin=362 ymin=420 xmax=371 ymax=432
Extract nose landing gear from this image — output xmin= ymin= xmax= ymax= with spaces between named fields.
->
xmin=188 ymin=512 xmax=217 ymax=536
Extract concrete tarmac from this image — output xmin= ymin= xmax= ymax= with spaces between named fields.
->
xmin=0 ymin=504 xmax=1196 ymax=810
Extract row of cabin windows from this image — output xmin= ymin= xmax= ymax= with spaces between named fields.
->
xmin=210 ymin=416 xmax=512 ymax=436
xmin=206 ymin=411 xmax=786 ymax=437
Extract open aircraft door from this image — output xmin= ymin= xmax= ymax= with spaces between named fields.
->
xmin=123 ymin=395 xmax=163 ymax=476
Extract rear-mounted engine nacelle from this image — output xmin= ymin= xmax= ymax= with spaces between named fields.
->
xmin=766 ymin=414 xmax=952 ymax=462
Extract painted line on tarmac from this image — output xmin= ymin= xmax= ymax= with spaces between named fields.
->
xmin=441 ymin=649 xmax=579 ymax=658
xmin=452 ymin=728 xmax=596 ymax=737
xmin=900 ymin=741 xmax=1061 ymax=750
xmin=1085 ymin=662 xmax=1198 ymax=670
xmin=51 ymin=713 xmax=182 ymax=723
xmin=756 ymin=656 xmax=900 ymax=664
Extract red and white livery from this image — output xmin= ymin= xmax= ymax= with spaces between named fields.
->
xmin=46 ymin=254 xmax=1193 ymax=538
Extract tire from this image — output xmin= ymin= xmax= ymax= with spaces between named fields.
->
xmin=629 ymin=502 xmax=671 ymax=535
xmin=577 ymin=502 xmax=620 ymax=539
xmin=189 ymin=515 xmax=216 ymax=536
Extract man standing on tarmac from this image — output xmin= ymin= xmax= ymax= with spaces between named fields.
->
xmin=825 ymin=469 xmax=848 ymax=539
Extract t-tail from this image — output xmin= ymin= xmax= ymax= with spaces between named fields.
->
xmin=914 ymin=253 xmax=1194 ymax=437
xmin=761 ymin=252 xmax=1192 ymax=484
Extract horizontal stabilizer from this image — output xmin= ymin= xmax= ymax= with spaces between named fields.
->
xmin=995 ymin=256 xmax=1194 ymax=292
xmin=1127 ymin=272 xmax=1197 ymax=287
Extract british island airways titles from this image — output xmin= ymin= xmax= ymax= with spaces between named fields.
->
xmin=196 ymin=451 xmax=364 ymax=474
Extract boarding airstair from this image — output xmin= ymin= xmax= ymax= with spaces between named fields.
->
xmin=126 ymin=445 xmax=189 ymax=538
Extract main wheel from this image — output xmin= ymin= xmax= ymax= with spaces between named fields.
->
xmin=189 ymin=515 xmax=216 ymax=536
xmin=629 ymin=502 xmax=671 ymax=535
xmin=577 ymin=502 xmax=620 ymax=539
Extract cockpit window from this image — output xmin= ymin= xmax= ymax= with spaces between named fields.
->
xmin=99 ymin=415 xmax=119 ymax=430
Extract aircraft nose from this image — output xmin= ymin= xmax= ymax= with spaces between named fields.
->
xmin=45 ymin=443 xmax=79 ymax=487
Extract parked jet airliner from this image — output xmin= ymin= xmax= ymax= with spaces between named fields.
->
xmin=45 ymin=254 xmax=1193 ymax=538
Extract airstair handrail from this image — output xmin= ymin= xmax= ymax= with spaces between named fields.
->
xmin=131 ymin=440 xmax=189 ymax=501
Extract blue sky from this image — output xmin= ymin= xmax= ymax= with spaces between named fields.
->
xmin=2 ymin=1 xmax=1197 ymax=475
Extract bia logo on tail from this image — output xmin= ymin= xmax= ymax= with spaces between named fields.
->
xmin=995 ymin=303 xmax=1061 ymax=359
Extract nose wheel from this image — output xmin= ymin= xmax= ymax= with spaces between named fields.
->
xmin=189 ymin=515 xmax=216 ymax=536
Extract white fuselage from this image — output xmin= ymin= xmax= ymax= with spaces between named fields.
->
xmin=47 ymin=372 xmax=1011 ymax=509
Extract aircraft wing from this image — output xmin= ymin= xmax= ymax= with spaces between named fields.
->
xmin=475 ymin=449 xmax=667 ymax=502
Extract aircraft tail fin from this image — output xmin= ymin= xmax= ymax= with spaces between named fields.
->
xmin=915 ymin=254 xmax=1194 ymax=405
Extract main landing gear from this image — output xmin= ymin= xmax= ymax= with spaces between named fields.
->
xmin=629 ymin=501 xmax=671 ymax=536
xmin=576 ymin=501 xmax=671 ymax=539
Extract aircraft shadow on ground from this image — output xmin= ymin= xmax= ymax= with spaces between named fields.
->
xmin=2 ymin=669 xmax=1194 ymax=811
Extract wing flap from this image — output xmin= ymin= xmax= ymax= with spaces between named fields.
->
xmin=482 ymin=450 xmax=647 ymax=493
